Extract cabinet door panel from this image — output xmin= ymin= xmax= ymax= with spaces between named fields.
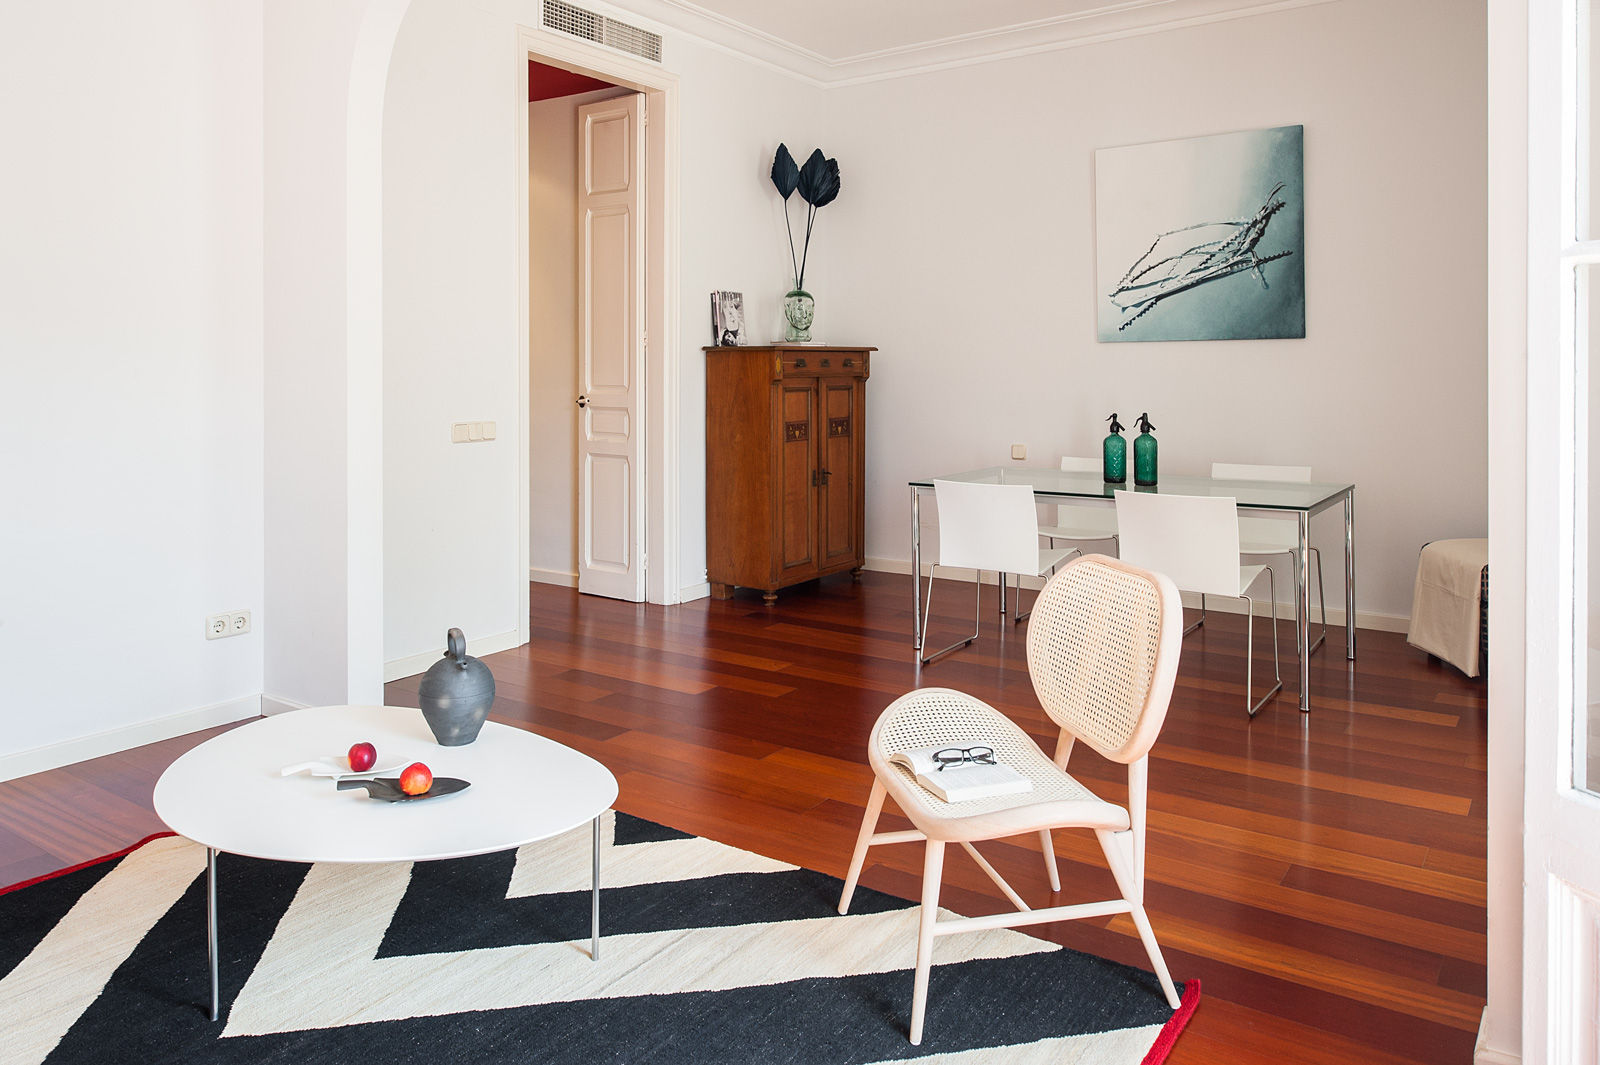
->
xmin=779 ymin=381 xmax=818 ymax=579
xmin=820 ymin=378 xmax=858 ymax=567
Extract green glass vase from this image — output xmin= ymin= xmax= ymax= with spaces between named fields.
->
xmin=783 ymin=288 xmax=814 ymax=342
xmin=1103 ymin=413 xmax=1127 ymax=484
xmin=1133 ymin=413 xmax=1157 ymax=486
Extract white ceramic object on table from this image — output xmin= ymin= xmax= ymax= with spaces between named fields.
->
xmin=278 ymin=757 xmax=408 ymax=780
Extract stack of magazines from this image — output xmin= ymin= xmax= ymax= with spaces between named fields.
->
xmin=888 ymin=744 xmax=1033 ymax=802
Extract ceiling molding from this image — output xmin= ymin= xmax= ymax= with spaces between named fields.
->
xmin=595 ymin=0 xmax=1344 ymax=86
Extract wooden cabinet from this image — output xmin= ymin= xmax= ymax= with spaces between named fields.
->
xmin=704 ymin=345 xmax=873 ymax=602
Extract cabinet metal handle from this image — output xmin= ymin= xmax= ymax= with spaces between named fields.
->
xmin=820 ymin=358 xmax=831 ymax=367
xmin=842 ymin=359 xmax=854 ymax=367
xmin=793 ymin=358 xmax=806 ymax=368
xmin=812 ymin=469 xmax=831 ymax=486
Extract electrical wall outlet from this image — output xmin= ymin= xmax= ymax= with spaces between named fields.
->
xmin=1011 ymin=443 xmax=1027 ymax=460
xmin=206 ymin=610 xmax=252 ymax=640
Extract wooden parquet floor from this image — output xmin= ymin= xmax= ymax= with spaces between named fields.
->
xmin=0 ymin=573 xmax=1486 ymax=1064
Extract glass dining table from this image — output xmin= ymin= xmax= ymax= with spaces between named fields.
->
xmin=908 ymin=467 xmax=1356 ymax=712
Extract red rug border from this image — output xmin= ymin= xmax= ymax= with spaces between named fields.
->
xmin=1141 ymin=978 xmax=1201 ymax=1065
xmin=0 ymin=831 xmax=176 ymax=898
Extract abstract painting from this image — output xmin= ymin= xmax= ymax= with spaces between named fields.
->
xmin=1095 ymin=125 xmax=1304 ymax=342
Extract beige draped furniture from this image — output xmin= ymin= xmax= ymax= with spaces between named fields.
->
xmin=1407 ymin=537 xmax=1489 ymax=677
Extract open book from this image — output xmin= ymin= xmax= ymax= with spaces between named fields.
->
xmin=888 ymin=744 xmax=1033 ymax=803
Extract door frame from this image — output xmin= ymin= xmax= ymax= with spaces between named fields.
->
xmin=515 ymin=23 xmax=681 ymax=638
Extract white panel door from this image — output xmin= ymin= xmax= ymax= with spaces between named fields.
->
xmin=1524 ymin=2 xmax=1600 ymax=1062
xmin=576 ymin=94 xmax=645 ymax=601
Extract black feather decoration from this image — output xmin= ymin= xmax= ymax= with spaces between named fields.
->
xmin=770 ymin=144 xmax=842 ymax=291
xmin=770 ymin=143 xmax=799 ymax=200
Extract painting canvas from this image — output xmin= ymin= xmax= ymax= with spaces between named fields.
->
xmin=1095 ymin=125 xmax=1304 ymax=342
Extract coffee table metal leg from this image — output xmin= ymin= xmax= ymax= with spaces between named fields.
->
xmin=591 ymin=816 xmax=601 ymax=961
xmin=207 ymin=846 xmax=219 ymax=1021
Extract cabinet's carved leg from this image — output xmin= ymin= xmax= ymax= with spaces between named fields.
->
xmin=710 ymin=583 xmax=734 ymax=600
xmin=762 ymin=589 xmax=779 ymax=605
xmin=850 ymin=567 xmax=863 ymax=581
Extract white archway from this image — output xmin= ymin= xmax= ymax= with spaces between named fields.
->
xmin=262 ymin=0 xmax=411 ymax=710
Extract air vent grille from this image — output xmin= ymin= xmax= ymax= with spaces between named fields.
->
xmin=542 ymin=0 xmax=662 ymax=63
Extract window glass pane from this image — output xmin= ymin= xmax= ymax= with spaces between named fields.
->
xmin=1584 ymin=265 xmax=1599 ymax=792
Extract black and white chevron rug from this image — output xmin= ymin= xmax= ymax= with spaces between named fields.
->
xmin=0 ymin=812 xmax=1197 ymax=1064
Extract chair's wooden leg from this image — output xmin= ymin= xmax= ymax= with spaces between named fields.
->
xmin=1039 ymin=828 xmax=1061 ymax=892
xmin=1096 ymin=828 xmax=1179 ymax=1009
xmin=1128 ymin=903 xmax=1181 ymax=1009
xmin=838 ymin=779 xmax=886 ymax=915
xmin=908 ymin=838 xmax=946 ymax=1046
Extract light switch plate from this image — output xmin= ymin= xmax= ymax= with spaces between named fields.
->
xmin=1011 ymin=444 xmax=1027 ymax=460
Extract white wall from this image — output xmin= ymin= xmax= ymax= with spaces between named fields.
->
xmin=821 ymin=0 xmax=1488 ymax=623
xmin=383 ymin=0 xmax=826 ymax=665
xmin=0 ymin=2 xmax=266 ymax=773
xmin=384 ymin=0 xmax=1485 ymax=667
xmin=528 ymin=89 xmax=631 ymax=584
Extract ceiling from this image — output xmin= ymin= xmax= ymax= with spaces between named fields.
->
xmin=628 ymin=0 xmax=1329 ymax=83
xmin=680 ymin=0 xmax=1132 ymax=60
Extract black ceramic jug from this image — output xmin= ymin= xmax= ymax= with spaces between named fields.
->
xmin=417 ymin=628 xmax=495 ymax=746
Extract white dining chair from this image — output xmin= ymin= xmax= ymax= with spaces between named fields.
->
xmin=921 ymin=480 xmax=1076 ymax=665
xmin=839 ymin=555 xmax=1185 ymax=1044
xmin=1114 ymin=491 xmax=1282 ymax=716
xmin=1037 ymin=455 xmax=1118 ymax=556
xmin=1211 ymin=462 xmax=1327 ymax=655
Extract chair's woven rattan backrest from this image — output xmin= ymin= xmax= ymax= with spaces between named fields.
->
xmin=1024 ymin=555 xmax=1182 ymax=764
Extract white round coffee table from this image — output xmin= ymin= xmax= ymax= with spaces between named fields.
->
xmin=154 ymin=705 xmax=618 ymax=1020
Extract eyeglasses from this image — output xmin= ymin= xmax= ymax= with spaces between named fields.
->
xmin=932 ymin=746 xmax=996 ymax=771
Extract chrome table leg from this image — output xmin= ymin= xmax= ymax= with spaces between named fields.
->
xmin=1344 ymin=489 xmax=1357 ymax=660
xmin=911 ymin=486 xmax=923 ymax=651
xmin=591 ymin=816 xmax=601 ymax=961
xmin=207 ymin=847 xmax=219 ymax=1021
xmin=1296 ymin=513 xmax=1311 ymax=712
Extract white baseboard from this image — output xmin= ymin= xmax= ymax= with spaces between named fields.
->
xmin=861 ymin=557 xmax=1410 ymax=634
xmin=529 ymin=567 xmax=578 ymax=588
xmin=1170 ymin=589 xmax=1410 ymax=634
xmin=679 ymin=581 xmax=710 ymax=602
xmin=260 ymin=693 xmax=311 ymax=717
xmin=1474 ymin=1009 xmax=1521 ymax=1065
xmin=0 ymin=694 xmax=262 ymax=783
xmin=383 ymin=627 xmax=525 ymax=683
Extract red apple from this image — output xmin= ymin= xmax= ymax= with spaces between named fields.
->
xmin=348 ymin=742 xmax=377 ymax=773
xmin=398 ymin=762 xmax=432 ymax=796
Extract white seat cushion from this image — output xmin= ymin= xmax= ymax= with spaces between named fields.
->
xmin=869 ymin=689 xmax=1129 ymax=843
xmin=1239 ymin=540 xmax=1296 ymax=556
xmin=1038 ymin=522 xmax=1118 ymax=542
xmin=1237 ymin=516 xmax=1297 ymax=555
xmin=1037 ymin=546 xmax=1077 ymax=575
xmin=1239 ymin=564 xmax=1271 ymax=596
